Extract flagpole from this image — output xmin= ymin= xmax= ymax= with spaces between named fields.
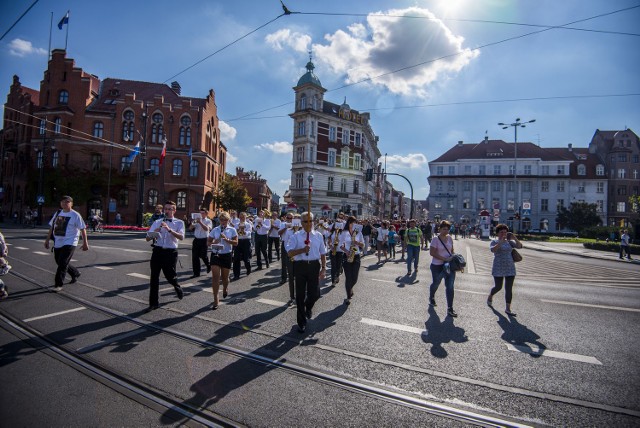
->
xmin=48 ymin=12 xmax=53 ymax=60
xmin=187 ymin=147 xmax=192 ymax=215
xmin=64 ymin=10 xmax=69 ymax=51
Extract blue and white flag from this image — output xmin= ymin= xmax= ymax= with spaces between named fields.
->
xmin=127 ymin=141 xmax=141 ymax=163
xmin=57 ymin=11 xmax=69 ymax=30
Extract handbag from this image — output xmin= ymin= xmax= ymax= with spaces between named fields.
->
xmin=437 ymin=236 xmax=466 ymax=272
xmin=511 ymin=248 xmax=523 ymax=263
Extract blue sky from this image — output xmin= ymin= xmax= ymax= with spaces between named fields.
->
xmin=2 ymin=0 xmax=639 ymax=201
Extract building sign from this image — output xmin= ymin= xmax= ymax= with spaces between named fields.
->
xmin=339 ymin=109 xmax=364 ymax=124
xmin=326 ymin=191 xmax=349 ymax=198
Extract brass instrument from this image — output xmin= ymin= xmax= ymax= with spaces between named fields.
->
xmin=238 ymin=224 xmax=246 ymax=237
xmin=331 ymin=228 xmax=340 ymax=255
xmin=347 ymin=229 xmax=358 ymax=263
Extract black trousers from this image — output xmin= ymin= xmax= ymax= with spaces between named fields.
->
xmin=342 ymin=255 xmax=361 ymax=298
xmin=192 ymin=237 xmax=210 ymax=276
xmin=329 ymin=251 xmax=343 ymax=283
xmin=53 ymin=245 xmax=79 ymax=287
xmin=149 ymin=247 xmax=179 ymax=306
xmin=268 ymin=236 xmax=280 ymax=262
xmin=294 ymin=260 xmax=320 ymax=328
xmin=255 ymin=234 xmax=269 ymax=267
xmin=233 ymin=239 xmax=252 ymax=278
xmin=281 ymin=242 xmax=295 ymax=299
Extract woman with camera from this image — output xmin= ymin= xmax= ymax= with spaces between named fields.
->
xmin=488 ymin=223 xmax=523 ymax=316
xmin=428 ymin=220 xmax=458 ymax=317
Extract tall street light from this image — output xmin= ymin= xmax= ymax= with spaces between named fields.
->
xmin=498 ymin=118 xmax=535 ymax=232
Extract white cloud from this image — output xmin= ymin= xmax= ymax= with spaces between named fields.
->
xmin=226 ymin=152 xmax=238 ymax=163
xmin=265 ymin=29 xmax=311 ymax=53
xmin=310 ymin=7 xmax=479 ymax=97
xmin=219 ymin=120 xmax=237 ymax=142
xmin=386 ymin=153 xmax=428 ymax=169
xmin=8 ymin=38 xmax=47 ymax=57
xmin=253 ymin=141 xmax=292 ymax=154
xmin=279 ymin=178 xmax=290 ymax=185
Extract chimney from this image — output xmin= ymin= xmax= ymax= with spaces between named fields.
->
xmin=457 ymin=140 xmax=463 ymax=146
xmin=484 ymin=135 xmax=489 ymax=142
xmin=171 ymin=81 xmax=181 ymax=95
xmin=568 ymin=143 xmax=573 ymax=151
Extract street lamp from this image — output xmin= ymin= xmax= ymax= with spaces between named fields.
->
xmin=498 ymin=118 xmax=535 ymax=232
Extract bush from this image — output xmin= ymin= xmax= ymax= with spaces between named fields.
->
xmin=583 ymin=241 xmax=640 ymax=255
xmin=517 ymin=234 xmax=550 ymax=242
xmin=103 ymin=225 xmax=149 ymax=231
xmin=580 ymin=225 xmax=630 ymax=241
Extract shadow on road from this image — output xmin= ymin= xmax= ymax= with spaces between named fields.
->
xmin=490 ymin=306 xmax=546 ymax=358
xmin=421 ymin=305 xmax=468 ymax=358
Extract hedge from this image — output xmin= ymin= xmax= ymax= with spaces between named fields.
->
xmin=583 ymin=242 xmax=640 ymax=255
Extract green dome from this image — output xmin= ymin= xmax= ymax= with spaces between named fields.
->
xmin=297 ymin=60 xmax=322 ymax=87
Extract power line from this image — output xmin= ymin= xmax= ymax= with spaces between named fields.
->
xmin=0 ymin=0 xmax=40 ymax=42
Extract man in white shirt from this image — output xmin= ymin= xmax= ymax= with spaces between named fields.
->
xmin=189 ymin=207 xmax=212 ymax=278
xmin=253 ymin=209 xmax=271 ymax=270
xmin=268 ymin=211 xmax=282 ymax=264
xmin=144 ymin=200 xmax=185 ymax=312
xmin=44 ymin=195 xmax=89 ymax=292
xmin=232 ymin=212 xmax=253 ymax=280
xmin=278 ymin=212 xmax=296 ymax=305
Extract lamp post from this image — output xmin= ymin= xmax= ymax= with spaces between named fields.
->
xmin=136 ymin=110 xmax=148 ymax=226
xmin=498 ymin=117 xmax=535 ymax=232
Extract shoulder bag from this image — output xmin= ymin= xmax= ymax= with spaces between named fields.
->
xmin=437 ymin=236 xmax=466 ymax=272
xmin=511 ymin=248 xmax=523 ymax=263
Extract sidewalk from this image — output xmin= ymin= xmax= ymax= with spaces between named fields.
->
xmin=524 ymin=240 xmax=639 ymax=265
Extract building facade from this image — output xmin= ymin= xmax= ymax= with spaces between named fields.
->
xmin=235 ymin=167 xmax=272 ymax=215
xmin=427 ymin=137 xmax=608 ymax=232
xmin=288 ymin=59 xmax=382 ymax=219
xmin=1 ymin=49 xmax=226 ymax=224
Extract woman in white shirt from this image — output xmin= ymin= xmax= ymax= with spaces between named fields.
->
xmin=428 ymin=220 xmax=458 ymax=317
xmin=207 ymin=212 xmax=238 ymax=309
xmin=376 ymin=221 xmax=390 ymax=263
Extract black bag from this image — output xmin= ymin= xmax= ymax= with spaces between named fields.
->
xmin=437 ymin=236 xmax=466 ymax=272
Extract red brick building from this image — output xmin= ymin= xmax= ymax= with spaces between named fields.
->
xmin=235 ymin=167 xmax=273 ymax=214
xmin=1 ymin=49 xmax=226 ymax=224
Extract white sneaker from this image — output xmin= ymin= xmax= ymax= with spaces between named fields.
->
xmin=53 ymin=286 xmax=63 ymax=292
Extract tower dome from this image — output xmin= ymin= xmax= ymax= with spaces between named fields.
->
xmin=297 ymin=59 xmax=322 ymax=87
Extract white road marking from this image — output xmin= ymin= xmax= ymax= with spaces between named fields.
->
xmin=94 ymin=266 xmax=113 ymax=270
xmin=465 ymin=246 xmax=476 ymax=274
xmin=371 ymin=278 xmax=396 ymax=284
xmin=33 ymin=251 xmax=49 ymax=255
xmin=24 ymin=307 xmax=86 ymax=322
xmin=127 ymin=273 xmax=149 ymax=279
xmin=14 ymin=246 xmax=29 ymax=250
xmin=71 ymin=259 xmax=78 ymax=262
xmin=76 ymin=330 xmax=145 ymax=354
xmin=90 ymin=245 xmax=148 ymax=254
xmin=457 ymin=289 xmax=487 ymax=295
xmin=257 ymin=298 xmax=287 ymax=307
xmin=360 ymin=317 xmax=427 ymax=335
xmin=506 ymin=343 xmax=602 ymax=365
xmin=541 ymin=299 xmax=640 ymax=313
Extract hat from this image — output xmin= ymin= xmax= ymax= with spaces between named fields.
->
xmin=61 ymin=195 xmax=73 ymax=202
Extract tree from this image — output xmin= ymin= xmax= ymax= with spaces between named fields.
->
xmin=629 ymin=195 xmax=640 ymax=216
xmin=213 ymin=173 xmax=252 ymax=212
xmin=556 ymin=202 xmax=602 ymax=233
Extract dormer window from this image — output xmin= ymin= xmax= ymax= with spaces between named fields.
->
xmin=577 ymin=164 xmax=586 ymax=175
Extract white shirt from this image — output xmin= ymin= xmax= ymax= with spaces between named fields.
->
xmin=377 ymin=227 xmax=389 ymax=242
xmin=148 ymin=217 xmax=185 ymax=249
xmin=279 ymin=223 xmax=295 ymax=246
xmin=192 ymin=217 xmax=213 ymax=239
xmin=236 ymin=221 xmax=253 ymax=239
xmin=49 ymin=209 xmax=86 ymax=248
xmin=268 ymin=218 xmax=281 ymax=238
xmin=339 ymin=229 xmax=364 ymax=256
xmin=285 ymin=229 xmax=327 ymax=261
xmin=230 ymin=217 xmax=240 ymax=229
xmin=208 ymin=225 xmax=238 ymax=254
xmin=254 ymin=217 xmax=271 ymax=235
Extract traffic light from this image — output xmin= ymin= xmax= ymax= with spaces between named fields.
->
xmin=365 ymin=168 xmax=373 ymax=181
xmin=514 ymin=213 xmax=520 ymax=220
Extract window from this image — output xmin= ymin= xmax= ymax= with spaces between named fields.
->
xmin=91 ymin=154 xmax=101 ymax=171
xmin=448 ymin=181 xmax=455 ymax=191
xmin=299 ymin=94 xmax=306 ymax=110
xmin=448 ymin=166 xmax=455 ymax=175
xmin=618 ymin=169 xmax=626 ymax=179
xmin=327 ymin=176 xmax=334 ymax=191
xmin=118 ymin=189 xmax=129 ymax=207
xmin=507 ymin=199 xmax=515 ymax=211
xmin=122 ymin=110 xmax=135 ymax=141
xmin=479 ymin=165 xmax=486 ymax=175
xmin=522 ymin=181 xmax=531 ymax=192
xmin=341 ymin=150 xmax=349 ymax=168
xmin=190 ymin=160 xmax=198 ymax=177
xmin=597 ymin=182 xmax=604 ymax=193
xmin=172 ymin=159 xmax=183 ymax=176
xmin=58 ymin=90 xmax=69 ymax=104
xmin=557 ymin=165 xmax=566 ymax=175
xmin=329 ymin=126 xmax=336 ymax=142
xmin=177 ymin=191 xmax=186 ymax=209
xmin=541 ymin=199 xmax=549 ymax=212
xmin=557 ymin=199 xmax=565 ymax=211
xmin=93 ymin=122 xmax=104 ymax=138
xmin=52 ymin=151 xmax=58 ymax=167
xmin=148 ymin=189 xmax=159 ymax=207
xmin=179 ymin=115 xmax=191 ymax=146
xmin=39 ymin=119 xmax=46 ymax=135
xmin=340 ymin=178 xmax=347 ymax=193
xmin=342 ymin=129 xmax=350 ymax=145
xmin=151 ymin=124 xmax=164 ymax=144
xmin=447 ymin=199 xmax=455 ymax=209
xmin=596 ymin=200 xmax=604 ymax=212
xmin=355 ymin=133 xmax=361 ymax=147
xmin=310 ymin=121 xmax=315 ymax=137
xmin=617 ymin=186 xmax=627 ymax=196
xmin=524 ymin=165 xmax=531 ymax=175
xmin=578 ymin=182 xmax=585 ymax=193
xmin=436 ymin=166 xmax=444 ymax=175
xmin=492 ymin=181 xmax=501 ymax=192
xmin=435 ymin=181 xmax=443 ymax=191
xmin=577 ymin=164 xmax=586 ymax=175
xmin=617 ymin=202 xmax=626 ymax=213
xmin=120 ymin=156 xmax=131 ymax=173
xmin=434 ymin=201 xmax=442 ymax=209
xmin=297 ymin=121 xmax=306 ymax=136
xmin=296 ymin=147 xmax=304 ymax=162
xmin=464 ymin=165 xmax=471 ymax=175
xmin=507 ymin=181 xmax=515 ymax=192
xmin=618 ymin=154 xmax=628 ymax=162
xmin=36 ymin=151 xmax=43 ymax=168
xmin=596 ymin=164 xmax=605 ymax=176
xmin=541 ymin=165 xmax=549 ymax=175
xmin=150 ymin=158 xmax=160 ymax=175
xmin=54 ymin=117 xmax=62 ymax=134
xmin=463 ymin=181 xmax=472 ymax=191
xmin=353 ymin=154 xmax=361 ymax=171
xmin=541 ymin=181 xmax=549 ymax=192
xmin=477 ymin=198 xmax=485 ymax=209
xmin=477 ymin=181 xmax=486 ymax=192
xmin=295 ymin=173 xmax=303 ymax=189
xmin=509 ymin=165 xmax=515 ymax=175
xmin=494 ymin=165 xmax=501 ymax=175
xmin=633 ymin=155 xmax=639 ymax=163
xmin=557 ymin=181 xmax=565 ymax=192
xmin=328 ymin=149 xmax=336 ymax=167
xmin=462 ymin=198 xmax=470 ymax=209
xmin=353 ymin=180 xmax=360 ymax=195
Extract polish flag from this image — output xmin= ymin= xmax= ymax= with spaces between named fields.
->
xmin=159 ymin=137 xmax=167 ymax=166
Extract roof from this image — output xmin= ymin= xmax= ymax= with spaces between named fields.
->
xmin=296 ymin=60 xmax=322 ymax=88
xmin=431 ymin=139 xmax=575 ymax=163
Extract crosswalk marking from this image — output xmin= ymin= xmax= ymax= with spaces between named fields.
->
xmin=465 ymin=246 xmax=476 ymax=274
xmin=541 ymin=299 xmax=640 ymax=313
xmin=257 ymin=298 xmax=287 ymax=307
xmin=360 ymin=317 xmax=426 ymax=335
xmin=506 ymin=344 xmax=602 ymax=365
xmin=33 ymin=251 xmax=49 ymax=255
xmin=14 ymin=246 xmax=29 ymax=250
xmin=94 ymin=266 xmax=113 ymax=270
xmin=76 ymin=329 xmax=145 ymax=354
xmin=127 ymin=273 xmax=149 ymax=279
xmin=24 ymin=307 xmax=86 ymax=322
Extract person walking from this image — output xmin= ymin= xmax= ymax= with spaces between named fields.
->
xmin=376 ymin=221 xmax=390 ymax=263
xmin=339 ymin=216 xmax=364 ymax=305
xmin=253 ymin=210 xmax=271 ymax=270
xmin=398 ymin=221 xmax=407 ymax=260
xmin=620 ymin=229 xmax=632 ymax=260
xmin=268 ymin=211 xmax=281 ymax=264
xmin=207 ymin=212 xmax=238 ymax=309
xmin=189 ymin=207 xmax=212 ymax=279
xmin=405 ymin=219 xmax=422 ymax=275
xmin=428 ymin=220 xmax=458 ymax=317
xmin=328 ymin=221 xmax=344 ymax=285
xmin=285 ymin=212 xmax=327 ymax=333
xmin=279 ymin=213 xmax=296 ymax=305
xmin=232 ymin=212 xmax=253 ymax=280
xmin=387 ymin=224 xmax=397 ymax=259
xmin=361 ymin=220 xmax=372 ymax=256
xmin=44 ymin=195 xmax=89 ymax=292
xmin=144 ymin=200 xmax=185 ymax=312
xmin=488 ymin=224 xmax=523 ymax=316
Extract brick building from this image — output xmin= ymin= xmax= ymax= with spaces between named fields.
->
xmin=1 ymin=49 xmax=226 ymax=224
xmin=235 ymin=167 xmax=273 ymax=215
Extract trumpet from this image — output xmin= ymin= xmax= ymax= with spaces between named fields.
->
xmin=238 ymin=224 xmax=246 ymax=236
xmin=347 ymin=230 xmax=359 ymax=263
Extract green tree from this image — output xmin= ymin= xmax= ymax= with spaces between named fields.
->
xmin=556 ymin=201 xmax=602 ymax=233
xmin=213 ymin=173 xmax=252 ymax=212
xmin=629 ymin=195 xmax=640 ymax=215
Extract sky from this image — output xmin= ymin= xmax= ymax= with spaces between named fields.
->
xmin=1 ymin=0 xmax=639 ymax=202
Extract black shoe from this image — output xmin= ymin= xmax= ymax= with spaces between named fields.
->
xmin=206 ymin=265 xmax=211 ymax=273
xmin=145 ymin=305 xmax=159 ymax=313
xmin=505 ymin=310 xmax=517 ymax=317
xmin=287 ymin=299 xmax=295 ymax=306
xmin=189 ymin=275 xmax=200 ymax=279
xmin=223 ymin=290 xmax=228 ymax=298
xmin=256 ymin=266 xmax=262 ymax=271
xmin=344 ymin=299 xmax=351 ymax=305
xmin=70 ymin=273 xmax=80 ymax=284
xmin=305 ymin=308 xmax=312 ymax=319
xmin=298 ymin=324 xmax=305 ymax=333
xmin=266 ymin=262 xmax=270 ymax=268
xmin=429 ymin=298 xmax=437 ymax=307
xmin=174 ymin=285 xmax=184 ymax=300
xmin=447 ymin=308 xmax=458 ymax=317
xmin=406 ymin=271 xmax=411 ymax=276
xmin=280 ymin=279 xmax=287 ymax=285
xmin=212 ymin=303 xmax=218 ymax=310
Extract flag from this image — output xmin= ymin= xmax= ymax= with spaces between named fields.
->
xmin=159 ymin=138 xmax=167 ymax=166
xmin=127 ymin=141 xmax=141 ymax=163
xmin=57 ymin=11 xmax=69 ymax=30
xmin=188 ymin=146 xmax=192 ymax=160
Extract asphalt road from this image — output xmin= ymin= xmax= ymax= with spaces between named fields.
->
xmin=1 ymin=227 xmax=639 ymax=427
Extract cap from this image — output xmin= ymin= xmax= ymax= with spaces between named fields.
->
xmin=61 ymin=195 xmax=73 ymax=202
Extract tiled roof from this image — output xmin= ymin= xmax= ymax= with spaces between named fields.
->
xmin=431 ymin=139 xmax=573 ymax=163
xmin=545 ymin=147 xmax=604 ymax=179
xmin=22 ymin=86 xmax=40 ymax=106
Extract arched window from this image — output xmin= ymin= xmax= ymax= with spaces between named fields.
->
xmin=151 ymin=113 xmax=163 ymax=144
xmin=58 ymin=90 xmax=69 ymax=104
xmin=179 ymin=115 xmax=191 ymax=145
xmin=54 ymin=117 xmax=62 ymax=134
xmin=148 ymin=189 xmax=159 ymax=207
xmin=122 ymin=110 xmax=135 ymax=141
xmin=189 ymin=160 xmax=198 ymax=177
xmin=150 ymin=158 xmax=159 ymax=175
xmin=177 ymin=191 xmax=186 ymax=209
xmin=120 ymin=156 xmax=132 ymax=173
xmin=577 ymin=164 xmax=586 ymax=175
xmin=118 ymin=189 xmax=129 ymax=207
xmin=93 ymin=121 xmax=104 ymax=138
xmin=172 ymin=159 xmax=182 ymax=176
xmin=299 ymin=94 xmax=307 ymax=110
